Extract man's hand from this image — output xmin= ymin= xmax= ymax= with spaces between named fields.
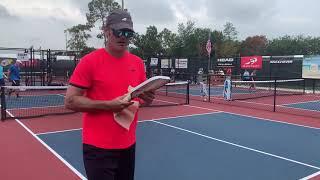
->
xmin=139 ymin=91 xmax=155 ymax=106
xmin=108 ymin=95 xmax=134 ymax=112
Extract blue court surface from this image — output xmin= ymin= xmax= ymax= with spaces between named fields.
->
xmin=284 ymin=100 xmax=320 ymax=111
xmin=37 ymin=112 xmax=320 ymax=180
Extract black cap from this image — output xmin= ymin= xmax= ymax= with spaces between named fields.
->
xmin=105 ymin=9 xmax=134 ymax=31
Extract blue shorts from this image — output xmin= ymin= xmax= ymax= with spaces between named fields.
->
xmin=0 ymin=79 xmax=4 ymax=86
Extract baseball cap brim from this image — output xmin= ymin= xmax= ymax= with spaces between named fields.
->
xmin=110 ymin=22 xmax=134 ymax=32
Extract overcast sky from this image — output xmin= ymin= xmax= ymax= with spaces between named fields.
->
xmin=0 ymin=0 xmax=320 ymax=50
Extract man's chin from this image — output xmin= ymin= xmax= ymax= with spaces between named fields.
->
xmin=115 ymin=46 xmax=127 ymax=52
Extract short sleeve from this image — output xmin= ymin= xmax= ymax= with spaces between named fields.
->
xmin=69 ymin=55 xmax=92 ymax=89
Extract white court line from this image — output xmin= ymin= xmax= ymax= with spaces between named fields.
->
xmin=277 ymin=104 xmax=320 ymax=113
xmin=36 ymin=128 xmax=83 ymax=136
xmin=185 ymin=104 xmax=320 ymax=130
xmin=212 ymin=95 xmax=320 ymax=111
xmin=12 ymin=98 xmax=319 ymax=179
xmin=151 ymin=120 xmax=320 ymax=170
xmin=6 ymin=110 xmax=87 ymax=180
xmin=232 ymin=99 xmax=273 ymax=107
xmin=8 ymin=94 xmax=65 ymax=97
xmin=37 ymin=102 xmax=320 ymax=136
xmin=8 ymin=105 xmax=65 ymax=111
xmin=36 ymin=111 xmax=221 ymax=135
xmin=281 ymin=100 xmax=320 ymax=106
xmin=299 ymin=170 xmax=320 ymax=180
xmin=226 ymin=99 xmax=320 ymax=113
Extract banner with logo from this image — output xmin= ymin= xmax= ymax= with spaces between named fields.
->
xmin=175 ymin=59 xmax=188 ymax=69
xmin=216 ymin=58 xmax=236 ymax=67
xmin=17 ymin=53 xmax=29 ymax=61
xmin=241 ymin=56 xmax=262 ymax=69
xmin=270 ymin=56 xmax=294 ymax=64
xmin=150 ymin=58 xmax=158 ymax=66
xmin=161 ymin=59 xmax=171 ymax=68
xmin=303 ymin=56 xmax=320 ymax=79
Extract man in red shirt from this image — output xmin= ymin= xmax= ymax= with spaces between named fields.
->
xmin=65 ymin=9 xmax=154 ymax=180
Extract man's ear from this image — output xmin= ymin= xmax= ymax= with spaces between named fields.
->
xmin=104 ymin=28 xmax=110 ymax=39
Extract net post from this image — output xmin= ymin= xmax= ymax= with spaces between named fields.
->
xmin=313 ymin=79 xmax=316 ymax=94
xmin=186 ymin=82 xmax=190 ymax=104
xmin=208 ymin=74 xmax=211 ymax=102
xmin=165 ymin=84 xmax=168 ymax=96
xmin=303 ymin=79 xmax=306 ymax=94
xmin=1 ymin=87 xmax=6 ymax=121
xmin=273 ymin=79 xmax=277 ymax=112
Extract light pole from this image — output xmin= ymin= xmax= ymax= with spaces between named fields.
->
xmin=64 ymin=29 xmax=68 ymax=51
xmin=122 ymin=0 xmax=124 ymax=10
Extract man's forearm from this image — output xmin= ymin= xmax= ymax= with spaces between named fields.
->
xmin=65 ymin=95 xmax=111 ymax=112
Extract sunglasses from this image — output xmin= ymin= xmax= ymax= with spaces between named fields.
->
xmin=112 ymin=29 xmax=134 ymax=38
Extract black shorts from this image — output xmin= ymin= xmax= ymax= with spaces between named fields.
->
xmin=12 ymin=80 xmax=20 ymax=86
xmin=83 ymin=143 xmax=135 ymax=180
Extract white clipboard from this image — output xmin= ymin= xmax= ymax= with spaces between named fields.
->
xmin=125 ymin=76 xmax=171 ymax=101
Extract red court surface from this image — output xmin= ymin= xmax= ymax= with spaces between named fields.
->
xmin=1 ymin=99 xmax=319 ymax=180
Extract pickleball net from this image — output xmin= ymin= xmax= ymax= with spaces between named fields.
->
xmin=0 ymin=82 xmax=189 ymax=120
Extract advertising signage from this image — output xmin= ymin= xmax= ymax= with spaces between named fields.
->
xmin=241 ymin=56 xmax=262 ymax=69
xmin=216 ymin=58 xmax=235 ymax=67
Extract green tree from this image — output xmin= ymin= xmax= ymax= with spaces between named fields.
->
xmin=80 ymin=46 xmax=96 ymax=57
xmin=266 ymin=35 xmax=307 ymax=55
xmin=86 ymin=0 xmax=121 ymax=46
xmin=223 ymin=22 xmax=238 ymax=41
xmin=130 ymin=33 xmax=146 ymax=58
xmin=131 ymin=26 xmax=163 ymax=59
xmin=66 ymin=24 xmax=92 ymax=52
xmin=218 ymin=22 xmax=240 ymax=57
xmin=159 ymin=28 xmax=177 ymax=56
xmin=240 ymin=35 xmax=268 ymax=56
xmin=219 ymin=40 xmax=240 ymax=58
xmin=176 ymin=21 xmax=196 ymax=57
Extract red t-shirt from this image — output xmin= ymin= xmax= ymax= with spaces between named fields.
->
xmin=69 ymin=48 xmax=146 ymax=149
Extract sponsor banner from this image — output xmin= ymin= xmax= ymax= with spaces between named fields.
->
xmin=175 ymin=59 xmax=188 ymax=69
xmin=17 ymin=53 xmax=29 ymax=61
xmin=161 ymin=59 xmax=170 ymax=68
xmin=216 ymin=58 xmax=236 ymax=67
xmin=303 ymin=56 xmax=320 ymax=79
xmin=241 ymin=56 xmax=262 ymax=69
xmin=270 ymin=56 xmax=294 ymax=64
xmin=150 ymin=58 xmax=158 ymax=66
